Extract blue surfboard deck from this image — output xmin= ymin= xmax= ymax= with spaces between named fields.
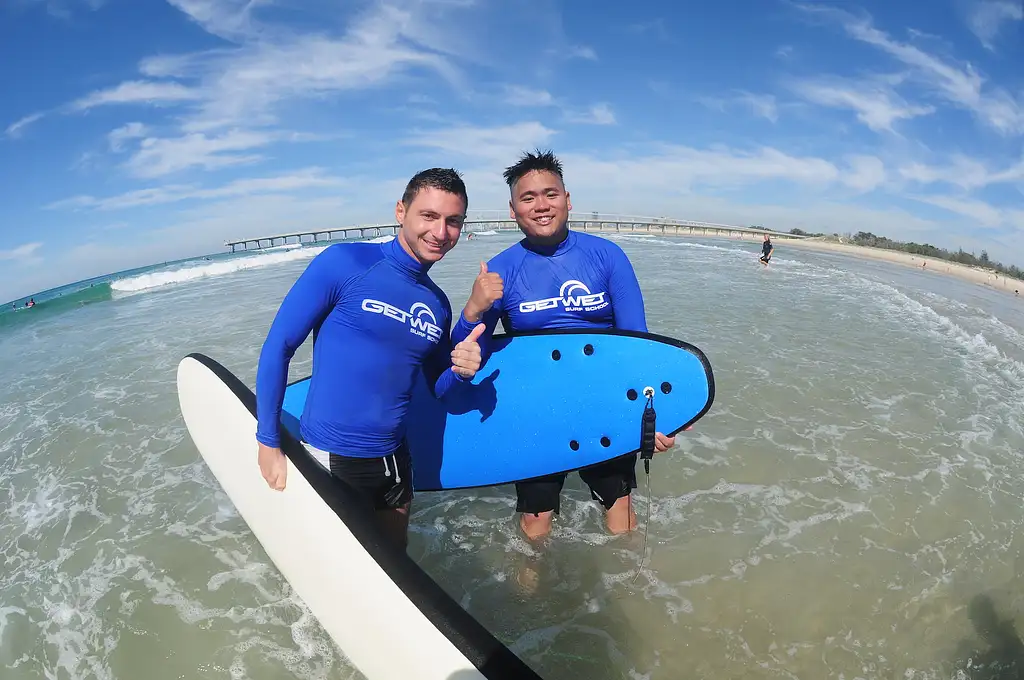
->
xmin=280 ymin=329 xmax=714 ymax=491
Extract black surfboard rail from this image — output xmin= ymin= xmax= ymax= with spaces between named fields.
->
xmin=184 ymin=352 xmax=544 ymax=680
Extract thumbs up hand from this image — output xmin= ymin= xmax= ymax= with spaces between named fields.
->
xmin=464 ymin=261 xmax=504 ymax=323
xmin=451 ymin=323 xmax=487 ymax=379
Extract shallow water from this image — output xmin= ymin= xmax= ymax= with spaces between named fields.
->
xmin=1 ymin=231 xmax=1023 ymax=679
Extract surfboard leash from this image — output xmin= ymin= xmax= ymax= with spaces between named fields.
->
xmin=631 ymin=387 xmax=658 ymax=585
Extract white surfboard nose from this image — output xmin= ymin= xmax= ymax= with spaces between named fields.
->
xmin=176 ymin=354 xmax=538 ymax=680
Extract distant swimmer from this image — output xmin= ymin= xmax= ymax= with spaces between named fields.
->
xmin=254 ymin=168 xmax=485 ymax=551
xmin=759 ymin=233 xmax=774 ymax=266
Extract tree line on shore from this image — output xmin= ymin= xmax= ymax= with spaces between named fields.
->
xmin=786 ymin=228 xmax=1024 ymax=282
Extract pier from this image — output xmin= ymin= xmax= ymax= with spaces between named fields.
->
xmin=223 ymin=212 xmax=808 ymax=253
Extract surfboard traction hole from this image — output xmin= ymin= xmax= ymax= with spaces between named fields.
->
xmin=552 ymin=349 xmax=561 ymax=361
xmin=627 ymin=389 xmax=638 ymax=401
xmin=601 ymin=436 xmax=611 ymax=447
xmin=569 ymin=440 xmax=579 ymax=451
xmin=661 ymin=381 xmax=672 ymax=394
xmin=584 ymin=344 xmax=594 ymax=355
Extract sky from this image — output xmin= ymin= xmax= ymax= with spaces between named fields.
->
xmin=1 ymin=0 xmax=1022 ymax=302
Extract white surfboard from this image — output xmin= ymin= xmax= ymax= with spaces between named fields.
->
xmin=176 ymin=353 xmax=541 ymax=680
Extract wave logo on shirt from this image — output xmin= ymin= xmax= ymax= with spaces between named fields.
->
xmin=518 ymin=280 xmax=608 ymax=313
xmin=361 ymin=299 xmax=442 ymax=342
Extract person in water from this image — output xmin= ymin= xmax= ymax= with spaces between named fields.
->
xmin=759 ymin=233 xmax=773 ymax=265
xmin=254 ymin=168 xmax=487 ymax=550
xmin=450 ymin=149 xmax=677 ymax=540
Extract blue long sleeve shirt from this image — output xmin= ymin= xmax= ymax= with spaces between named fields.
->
xmin=451 ymin=230 xmax=647 ymax=361
xmin=255 ymin=237 xmax=464 ymax=456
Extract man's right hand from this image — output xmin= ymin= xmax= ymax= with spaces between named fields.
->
xmin=258 ymin=442 xmax=287 ymax=491
xmin=464 ymin=261 xmax=503 ymax=323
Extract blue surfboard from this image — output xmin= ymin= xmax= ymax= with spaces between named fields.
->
xmin=280 ymin=329 xmax=714 ymax=491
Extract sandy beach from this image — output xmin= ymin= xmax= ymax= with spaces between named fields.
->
xmin=576 ymin=226 xmax=1023 ymax=297
xmin=783 ymin=237 xmax=1023 ymax=296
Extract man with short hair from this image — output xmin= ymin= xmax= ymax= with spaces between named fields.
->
xmin=450 ymin=150 xmax=676 ymax=541
xmin=254 ymin=168 xmax=487 ymax=550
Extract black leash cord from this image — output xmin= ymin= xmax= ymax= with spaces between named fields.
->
xmin=632 ymin=388 xmax=657 ymax=584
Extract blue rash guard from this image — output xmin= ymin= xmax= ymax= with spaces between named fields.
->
xmin=255 ymin=237 xmax=464 ymax=457
xmin=451 ymin=230 xmax=647 ymax=360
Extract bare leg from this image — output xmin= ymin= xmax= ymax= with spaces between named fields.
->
xmin=605 ymin=494 xmax=637 ymax=535
xmin=375 ymin=503 xmax=411 ymax=550
xmin=520 ymin=511 xmax=554 ymax=541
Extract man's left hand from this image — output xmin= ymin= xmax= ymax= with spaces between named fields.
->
xmin=451 ymin=323 xmax=486 ymax=379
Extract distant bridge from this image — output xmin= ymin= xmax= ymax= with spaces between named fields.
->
xmin=223 ymin=211 xmax=806 ymax=252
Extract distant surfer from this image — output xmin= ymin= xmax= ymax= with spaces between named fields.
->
xmin=759 ymin=233 xmax=773 ymax=266
xmin=451 ymin=149 xmax=677 ymax=541
xmin=253 ymin=168 xmax=487 ymax=551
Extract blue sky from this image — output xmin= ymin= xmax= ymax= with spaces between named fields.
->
xmin=1 ymin=0 xmax=1022 ymax=302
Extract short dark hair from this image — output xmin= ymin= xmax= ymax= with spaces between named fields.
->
xmin=502 ymin=149 xmax=564 ymax=190
xmin=401 ymin=167 xmax=468 ymax=210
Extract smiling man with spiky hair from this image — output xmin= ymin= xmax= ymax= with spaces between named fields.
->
xmin=450 ymin=149 xmax=677 ymax=541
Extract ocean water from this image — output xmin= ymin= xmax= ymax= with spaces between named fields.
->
xmin=1 ymin=229 xmax=1023 ymax=680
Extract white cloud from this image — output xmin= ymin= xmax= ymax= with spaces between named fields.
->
xmin=737 ymin=93 xmax=779 ymax=123
xmin=898 ymin=155 xmax=1024 ymax=190
xmin=123 ymin=128 xmax=276 ymax=178
xmin=794 ymin=2 xmax=1024 ymax=135
xmin=147 ymin=3 xmax=467 ymax=133
xmin=503 ymin=85 xmax=555 ymax=107
xmin=107 ymin=122 xmax=149 ymax=151
xmin=0 ymin=242 xmax=43 ymax=261
xmin=1007 ymin=208 xmax=1024 ymax=230
xmin=502 ymin=86 xmax=617 ymax=127
xmin=789 ymin=77 xmax=935 ymax=132
xmin=561 ymin=145 xmax=845 ymax=194
xmin=566 ymin=103 xmax=616 ymax=125
xmin=27 ymin=0 xmax=475 ymax=164
xmin=405 ymin=121 xmax=558 ymax=164
xmin=14 ymin=0 xmax=106 ymax=20
xmin=909 ymin=194 xmax=1008 ymax=227
xmin=697 ymin=92 xmax=779 ymax=123
xmin=70 ymin=80 xmax=202 ymax=111
xmin=843 ymin=155 xmax=888 ymax=192
xmin=47 ymin=168 xmax=347 ymax=210
xmin=5 ymin=112 xmax=45 ymax=138
xmin=566 ymin=45 xmax=597 ymax=60
xmin=965 ymin=0 xmax=1023 ymax=50
xmin=626 ymin=19 xmax=669 ymax=41
xmin=165 ymin=0 xmax=265 ymax=42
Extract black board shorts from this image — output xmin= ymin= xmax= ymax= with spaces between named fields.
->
xmin=304 ymin=441 xmax=413 ymax=511
xmin=515 ymin=453 xmax=639 ymax=515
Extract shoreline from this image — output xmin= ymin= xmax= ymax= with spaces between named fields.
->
xmin=781 ymin=237 xmax=1022 ymax=296
xmin=575 ymin=227 xmax=1023 ymax=297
